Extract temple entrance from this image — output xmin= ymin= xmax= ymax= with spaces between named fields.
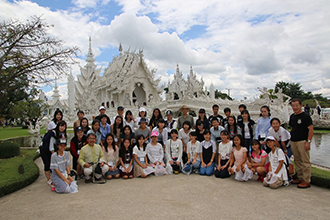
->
xmin=132 ymin=83 xmax=146 ymax=106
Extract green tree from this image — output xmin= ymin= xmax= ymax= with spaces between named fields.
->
xmin=0 ymin=16 xmax=79 ymax=118
xmin=215 ymin=89 xmax=233 ymax=100
xmin=11 ymin=92 xmax=48 ymax=128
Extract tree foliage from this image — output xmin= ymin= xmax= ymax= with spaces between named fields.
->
xmin=274 ymin=81 xmax=329 ymax=107
xmin=215 ymin=89 xmax=233 ymax=100
xmin=0 ymin=16 xmax=79 ymax=118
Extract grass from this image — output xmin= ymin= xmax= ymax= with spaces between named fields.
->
xmin=0 ymin=127 xmax=74 ymax=140
xmin=0 ymin=149 xmax=40 ymax=197
xmin=314 ymin=129 xmax=330 ymax=134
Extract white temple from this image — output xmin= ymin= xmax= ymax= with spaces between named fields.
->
xmin=43 ymin=37 xmax=297 ymax=127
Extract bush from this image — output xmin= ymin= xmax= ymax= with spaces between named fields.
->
xmin=0 ymin=141 xmax=20 ymax=159
xmin=0 ymin=150 xmax=40 ymax=197
xmin=22 ymin=125 xmax=28 ymax=129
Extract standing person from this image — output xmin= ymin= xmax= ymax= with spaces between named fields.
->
xmin=73 ymin=110 xmax=84 ymax=131
xmin=50 ymin=138 xmax=78 ymax=193
xmin=49 ymin=120 xmax=67 ymax=154
xmin=165 ymin=109 xmax=177 ymax=136
xmin=177 ymin=105 xmax=194 ymax=129
xmin=95 ymin=106 xmax=111 ymax=125
xmin=78 ymin=133 xmax=109 ymax=183
xmin=149 ymin=108 xmax=163 ymax=131
xmin=304 ymin=104 xmax=310 ymax=116
xmin=80 ymin=117 xmax=91 ymax=135
xmin=70 ymin=126 xmax=87 ymax=179
xmin=87 ymin=119 xmax=102 ymax=145
xmin=152 ymin=118 xmax=168 ymax=151
xmin=124 ymin=110 xmax=137 ymax=132
xmin=236 ymin=104 xmax=247 ymax=125
xmin=222 ymin=107 xmax=232 ymax=127
xmin=99 ymin=114 xmax=111 ymax=145
xmin=255 ymin=106 xmax=272 ymax=153
xmin=39 ymin=122 xmax=56 ymax=185
xmin=224 ymin=115 xmax=242 ymax=139
xmin=238 ymin=109 xmax=255 ymax=152
xmin=47 ymin=109 xmax=63 ymax=131
xmin=110 ymin=115 xmax=124 ymax=144
xmin=289 ymin=98 xmax=313 ymax=188
xmin=195 ymin=120 xmax=205 ymax=142
xmin=199 ymin=130 xmax=217 ymax=176
xmin=102 ymin=133 xmax=120 ymax=180
xmin=135 ymin=118 xmax=151 ymax=143
xmin=268 ymin=118 xmax=292 ymax=158
xmin=135 ymin=107 xmax=148 ymax=126
xmin=112 ymin=106 xmax=125 ymax=125
xmin=214 ymin=130 xmax=232 ymax=178
xmin=208 ymin=104 xmax=224 ymax=127
xmin=196 ymin=108 xmax=209 ymax=129
xmin=165 ymin=129 xmax=183 ymax=174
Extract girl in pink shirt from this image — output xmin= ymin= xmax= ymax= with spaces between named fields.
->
xmin=247 ymin=140 xmax=269 ymax=182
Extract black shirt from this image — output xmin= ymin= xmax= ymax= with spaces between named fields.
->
xmin=289 ymin=112 xmax=313 ymax=141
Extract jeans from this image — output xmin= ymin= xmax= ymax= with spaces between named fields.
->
xmin=182 ymin=160 xmax=201 ymax=174
xmin=199 ymin=162 xmax=215 ymax=176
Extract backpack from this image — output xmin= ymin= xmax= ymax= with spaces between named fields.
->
xmin=275 ymin=148 xmax=295 ymax=178
xmin=40 ymin=130 xmax=56 ymax=152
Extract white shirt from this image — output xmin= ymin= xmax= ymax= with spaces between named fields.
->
xmin=146 ymin=142 xmax=163 ymax=163
xmin=269 ymin=148 xmax=288 ymax=181
xmin=268 ymin=127 xmax=291 ymax=142
xmin=178 ymin=128 xmax=191 ymax=146
xmin=218 ymin=141 xmax=232 ymax=160
xmin=165 ymin=139 xmax=183 ymax=165
xmin=243 ymin=122 xmax=251 ymax=139
xmin=133 ymin=145 xmax=147 ymax=158
xmin=187 ymin=140 xmax=201 ymax=161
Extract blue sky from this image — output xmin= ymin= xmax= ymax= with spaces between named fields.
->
xmin=1 ymin=0 xmax=330 ymax=100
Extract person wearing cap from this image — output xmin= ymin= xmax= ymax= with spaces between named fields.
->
xmin=70 ymin=126 xmax=87 ymax=179
xmin=135 ymin=117 xmax=151 ymax=143
xmin=146 ymin=131 xmax=166 ymax=175
xmin=196 ymin=108 xmax=209 ymax=129
xmin=50 ymin=138 xmax=78 ymax=193
xmin=112 ymin=106 xmax=125 ymax=125
xmin=177 ymin=105 xmax=194 ymax=130
xmin=289 ymin=98 xmax=313 ymax=188
xmin=152 ymin=118 xmax=168 ymax=150
xmin=73 ymin=110 xmax=84 ymax=132
xmin=95 ymin=106 xmax=111 ymax=125
xmin=263 ymin=136 xmax=289 ymax=188
xmin=208 ymin=104 xmax=224 ymax=127
xmin=135 ymin=107 xmax=149 ymax=126
xmin=165 ymin=109 xmax=177 ymax=136
xmin=78 ymin=133 xmax=109 ymax=183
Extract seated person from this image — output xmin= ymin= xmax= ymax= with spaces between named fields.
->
xmin=50 ymin=138 xmax=78 ymax=193
xmin=78 ymin=133 xmax=109 ymax=183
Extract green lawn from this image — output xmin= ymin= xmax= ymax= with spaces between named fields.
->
xmin=0 ymin=127 xmax=74 ymax=140
xmin=0 ymin=149 xmax=39 ymax=197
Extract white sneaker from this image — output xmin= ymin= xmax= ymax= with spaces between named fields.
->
xmin=283 ymin=180 xmax=289 ymax=187
xmin=47 ymin=180 xmax=52 ymax=185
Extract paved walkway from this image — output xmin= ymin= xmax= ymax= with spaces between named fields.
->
xmin=1 ymin=158 xmax=330 ymax=220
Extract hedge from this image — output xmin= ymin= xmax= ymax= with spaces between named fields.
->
xmin=0 ymin=141 xmax=20 ymax=159
xmin=0 ymin=150 xmax=40 ymax=198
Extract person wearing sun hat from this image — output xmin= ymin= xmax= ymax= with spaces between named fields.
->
xmin=177 ymin=105 xmax=194 ymax=129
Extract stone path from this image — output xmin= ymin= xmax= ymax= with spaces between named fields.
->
xmin=1 ymin=158 xmax=330 ymax=220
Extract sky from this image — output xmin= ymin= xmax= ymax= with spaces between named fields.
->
xmin=1 ymin=0 xmax=330 ymax=101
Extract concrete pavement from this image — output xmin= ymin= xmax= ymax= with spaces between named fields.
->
xmin=0 ymin=157 xmax=330 ymax=220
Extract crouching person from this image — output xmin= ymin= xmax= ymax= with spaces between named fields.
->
xmin=165 ymin=129 xmax=183 ymax=174
xmin=263 ymin=136 xmax=289 ymax=189
xmin=50 ymin=138 xmax=78 ymax=193
xmin=78 ymin=133 xmax=109 ymax=183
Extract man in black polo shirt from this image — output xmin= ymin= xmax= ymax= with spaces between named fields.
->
xmin=289 ymin=98 xmax=313 ymax=188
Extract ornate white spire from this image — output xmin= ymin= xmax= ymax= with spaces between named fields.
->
xmin=52 ymin=79 xmax=60 ymax=101
xmin=86 ymin=36 xmax=95 ymax=63
xmin=119 ymin=43 xmax=123 ymax=55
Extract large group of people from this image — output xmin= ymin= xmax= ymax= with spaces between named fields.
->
xmin=40 ymin=98 xmax=314 ymax=193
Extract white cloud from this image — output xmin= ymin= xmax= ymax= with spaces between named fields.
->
xmin=1 ymin=0 xmax=330 ymax=101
